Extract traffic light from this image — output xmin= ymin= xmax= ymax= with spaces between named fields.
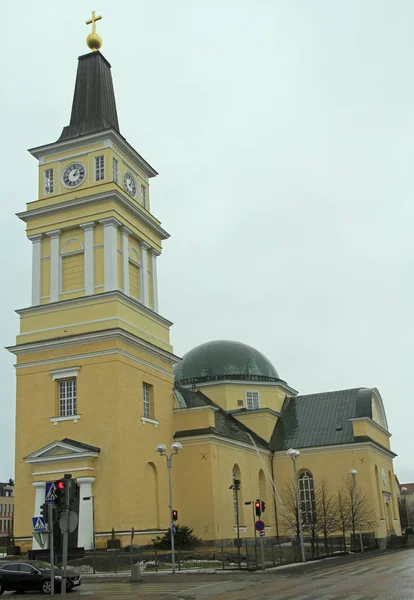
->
xmin=261 ymin=501 xmax=266 ymax=513
xmin=254 ymin=500 xmax=261 ymax=517
xmin=172 ymin=509 xmax=178 ymax=521
xmin=40 ymin=503 xmax=49 ymax=524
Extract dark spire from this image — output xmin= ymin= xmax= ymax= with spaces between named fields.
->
xmin=57 ymin=51 xmax=120 ymax=142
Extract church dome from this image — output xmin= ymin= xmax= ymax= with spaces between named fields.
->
xmin=174 ymin=340 xmax=280 ymax=385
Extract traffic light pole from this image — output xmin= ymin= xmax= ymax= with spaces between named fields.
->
xmin=48 ymin=503 xmax=55 ymax=596
xmin=61 ymin=476 xmax=71 ymax=597
xmin=259 ymin=495 xmax=265 ymax=571
xmin=167 ymin=456 xmax=176 ymax=574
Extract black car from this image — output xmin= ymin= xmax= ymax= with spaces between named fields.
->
xmin=0 ymin=560 xmax=81 ymax=594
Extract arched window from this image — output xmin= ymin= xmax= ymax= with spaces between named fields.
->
xmin=232 ymin=464 xmax=244 ymax=525
xmin=298 ymin=471 xmax=315 ymax=525
xmin=61 ymin=238 xmax=84 ymax=293
xmin=144 ymin=462 xmax=160 ymax=529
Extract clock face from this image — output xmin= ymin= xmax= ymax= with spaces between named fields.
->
xmin=62 ymin=162 xmax=86 ymax=188
xmin=123 ymin=171 xmax=137 ymax=197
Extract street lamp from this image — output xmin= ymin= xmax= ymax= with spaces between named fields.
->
xmin=286 ymin=448 xmax=306 ymax=562
xmin=401 ymin=487 xmax=411 ymax=530
xmin=349 ymin=469 xmax=363 ymax=553
xmin=156 ymin=441 xmax=183 ymax=574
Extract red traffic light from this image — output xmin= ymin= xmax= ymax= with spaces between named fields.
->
xmin=172 ymin=509 xmax=178 ymax=521
xmin=254 ymin=501 xmax=260 ymax=508
xmin=57 ymin=481 xmax=65 ymax=490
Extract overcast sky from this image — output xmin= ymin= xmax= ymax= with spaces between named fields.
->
xmin=1 ymin=1 xmax=413 ymax=483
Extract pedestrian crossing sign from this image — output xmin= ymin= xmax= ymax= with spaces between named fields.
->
xmin=32 ymin=516 xmax=46 ymax=532
xmin=45 ymin=482 xmax=56 ymax=503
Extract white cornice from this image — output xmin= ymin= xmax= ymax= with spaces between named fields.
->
xmin=25 ymin=451 xmax=99 ymax=464
xmin=28 ymin=129 xmax=158 ymax=179
xmin=7 ymin=327 xmax=180 ymax=367
xmin=16 ymin=189 xmax=169 ymax=241
xmin=230 ymin=407 xmax=280 ymax=418
xmin=14 ymin=289 xmax=173 ymax=327
xmin=180 ymin=379 xmax=297 ymax=395
xmin=349 ymin=417 xmax=392 ymax=438
xmin=173 ymin=406 xmax=219 ymax=413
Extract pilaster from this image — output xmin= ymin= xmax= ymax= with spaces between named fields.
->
xmin=77 ymin=477 xmax=96 ymax=550
xmin=140 ymin=241 xmax=150 ymax=307
xmin=29 ymin=234 xmax=43 ymax=306
xmin=121 ymin=226 xmax=133 ymax=296
xmin=32 ymin=481 xmax=46 ymax=550
xmin=150 ymin=249 xmax=160 ymax=313
xmin=99 ymin=218 xmax=121 ymax=292
xmin=80 ymin=222 xmax=95 ymax=295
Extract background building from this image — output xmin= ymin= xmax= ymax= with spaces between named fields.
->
xmin=0 ymin=482 xmax=14 ymax=542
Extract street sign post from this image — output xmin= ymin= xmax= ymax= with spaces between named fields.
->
xmin=32 ymin=516 xmax=47 ymax=532
xmin=45 ymin=482 xmax=57 ymax=503
xmin=259 ymin=531 xmax=265 ymax=537
xmin=48 ymin=503 xmax=55 ymax=596
xmin=254 ymin=520 xmax=265 ymax=532
xmin=171 ymin=524 xmax=177 ymax=536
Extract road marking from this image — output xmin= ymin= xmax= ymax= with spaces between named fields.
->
xmin=341 ymin=595 xmax=363 ymax=600
xmin=311 ymin=595 xmax=337 ymax=600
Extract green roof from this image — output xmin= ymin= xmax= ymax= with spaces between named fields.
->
xmin=270 ymin=388 xmax=377 ymax=451
xmin=174 ymin=340 xmax=280 ymax=385
xmin=173 ymin=387 xmax=269 ymax=448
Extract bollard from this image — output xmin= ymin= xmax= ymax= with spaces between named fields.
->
xmin=131 ymin=563 xmax=141 ymax=582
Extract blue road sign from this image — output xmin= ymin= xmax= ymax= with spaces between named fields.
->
xmin=171 ymin=524 xmax=177 ymax=536
xmin=32 ymin=516 xmax=47 ymax=532
xmin=259 ymin=530 xmax=265 ymax=537
xmin=45 ymin=482 xmax=56 ymax=503
xmin=255 ymin=520 xmax=265 ymax=532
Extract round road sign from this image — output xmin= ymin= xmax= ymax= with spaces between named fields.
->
xmin=255 ymin=519 xmax=265 ymax=532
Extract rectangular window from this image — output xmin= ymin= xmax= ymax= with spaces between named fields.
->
xmin=59 ymin=379 xmax=77 ymax=416
xmin=113 ymin=158 xmax=119 ymax=184
xmin=44 ymin=168 xmax=54 ymax=194
xmin=141 ymin=185 xmax=147 ymax=208
xmin=246 ymin=391 xmax=260 ymax=410
xmin=95 ymin=155 xmax=105 ymax=181
xmin=143 ymin=383 xmax=152 ymax=419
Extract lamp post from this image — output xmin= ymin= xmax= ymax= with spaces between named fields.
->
xmin=401 ymin=487 xmax=410 ymax=530
xmin=156 ymin=442 xmax=183 ymax=574
xmin=286 ymin=448 xmax=306 ymax=562
xmin=349 ymin=469 xmax=363 ymax=553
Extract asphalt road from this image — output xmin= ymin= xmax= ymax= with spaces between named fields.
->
xmin=3 ymin=549 xmax=414 ymax=599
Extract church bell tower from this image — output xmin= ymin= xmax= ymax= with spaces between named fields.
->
xmin=9 ymin=14 xmax=178 ymax=550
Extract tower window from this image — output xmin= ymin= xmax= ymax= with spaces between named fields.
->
xmin=246 ymin=391 xmax=260 ymax=410
xmin=95 ymin=156 xmax=105 ymax=181
xmin=143 ymin=383 xmax=152 ymax=419
xmin=59 ymin=379 xmax=77 ymax=417
xmin=141 ymin=185 xmax=147 ymax=208
xmin=113 ymin=158 xmax=119 ymax=184
xmin=44 ymin=168 xmax=54 ymax=194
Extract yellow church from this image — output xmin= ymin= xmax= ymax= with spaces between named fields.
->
xmin=8 ymin=20 xmax=401 ymax=552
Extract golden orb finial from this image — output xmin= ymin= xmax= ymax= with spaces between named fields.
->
xmin=86 ymin=10 xmax=102 ymax=51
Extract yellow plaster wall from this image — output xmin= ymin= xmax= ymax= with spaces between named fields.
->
xmin=273 ymin=444 xmax=401 ymax=539
xmin=174 ymin=408 xmax=216 ymax=431
xmin=194 ymin=383 xmax=287 ymax=413
xmin=351 ymin=419 xmax=391 ymax=450
xmin=233 ymin=411 xmax=278 ymax=442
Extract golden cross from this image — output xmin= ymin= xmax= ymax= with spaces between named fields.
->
xmin=86 ymin=10 xmax=102 ymax=34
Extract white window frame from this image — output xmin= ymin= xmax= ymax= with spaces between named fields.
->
xmin=95 ymin=155 xmax=105 ymax=181
xmin=44 ymin=168 xmax=54 ymax=194
xmin=246 ymin=391 xmax=260 ymax=410
xmin=143 ymin=383 xmax=151 ymax=419
xmin=50 ymin=367 xmax=81 ymax=424
xmin=113 ymin=157 xmax=119 ymax=184
xmin=141 ymin=184 xmax=147 ymax=208
xmin=59 ymin=379 xmax=77 ymax=417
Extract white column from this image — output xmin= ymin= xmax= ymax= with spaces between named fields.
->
xmin=140 ymin=241 xmax=150 ymax=307
xmin=32 ymin=482 xmax=46 ymax=550
xmin=46 ymin=229 xmax=61 ymax=302
xmin=122 ymin=226 xmax=133 ymax=296
xmin=80 ymin=222 xmax=95 ymax=295
xmin=77 ymin=477 xmax=96 ymax=550
xmin=29 ymin=234 xmax=42 ymax=306
xmin=99 ymin=218 xmax=120 ymax=292
xmin=150 ymin=250 xmax=160 ymax=313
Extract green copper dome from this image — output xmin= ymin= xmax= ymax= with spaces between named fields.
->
xmin=174 ymin=340 xmax=280 ymax=385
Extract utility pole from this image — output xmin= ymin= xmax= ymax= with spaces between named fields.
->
xmin=230 ymin=468 xmax=241 ymax=568
xmin=48 ymin=503 xmax=55 ymax=596
xmin=258 ymin=495 xmax=265 ymax=571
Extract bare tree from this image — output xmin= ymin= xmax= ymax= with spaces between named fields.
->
xmin=337 ymin=488 xmax=350 ymax=543
xmin=316 ymin=478 xmax=339 ymax=552
xmin=280 ymin=479 xmax=300 ymax=539
xmin=341 ymin=475 xmax=375 ymax=548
